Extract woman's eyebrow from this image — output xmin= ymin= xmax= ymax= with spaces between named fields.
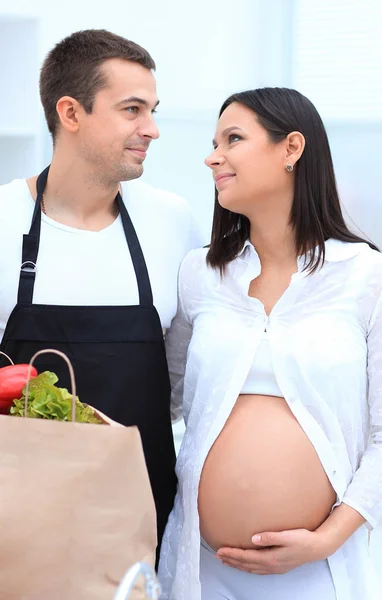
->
xmin=212 ymin=126 xmax=243 ymax=146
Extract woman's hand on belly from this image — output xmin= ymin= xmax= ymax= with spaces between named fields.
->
xmin=215 ymin=528 xmax=329 ymax=575
xmin=216 ymin=503 xmax=367 ymax=574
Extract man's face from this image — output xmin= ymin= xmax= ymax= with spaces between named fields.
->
xmin=78 ymin=58 xmax=159 ymax=183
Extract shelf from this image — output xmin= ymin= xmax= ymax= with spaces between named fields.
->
xmin=0 ymin=17 xmax=39 ymax=133
xmin=0 ymin=14 xmax=37 ymax=23
xmin=0 ymin=129 xmax=39 ymax=138
xmin=0 ymin=137 xmax=39 ymax=184
xmin=0 ymin=15 xmax=41 ymax=184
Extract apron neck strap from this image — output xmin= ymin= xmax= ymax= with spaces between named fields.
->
xmin=17 ymin=167 xmax=153 ymax=307
xmin=16 ymin=167 xmax=48 ymax=304
xmin=117 ymin=192 xmax=153 ymax=306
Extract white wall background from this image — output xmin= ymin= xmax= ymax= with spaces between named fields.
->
xmin=0 ymin=0 xmax=381 ymax=584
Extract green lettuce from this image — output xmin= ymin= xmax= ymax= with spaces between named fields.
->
xmin=10 ymin=371 xmax=102 ymax=424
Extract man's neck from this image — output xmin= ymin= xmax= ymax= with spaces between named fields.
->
xmin=27 ymin=155 xmax=122 ymax=232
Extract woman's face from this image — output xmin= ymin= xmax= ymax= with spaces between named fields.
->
xmin=205 ymin=102 xmax=292 ymax=216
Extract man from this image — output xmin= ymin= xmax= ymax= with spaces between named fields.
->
xmin=0 ymin=29 xmax=202 ymax=552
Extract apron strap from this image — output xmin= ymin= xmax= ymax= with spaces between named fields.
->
xmin=17 ymin=166 xmax=153 ymax=307
xmin=117 ymin=193 xmax=153 ymax=306
xmin=17 ymin=167 xmax=48 ymax=304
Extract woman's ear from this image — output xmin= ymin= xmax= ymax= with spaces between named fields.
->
xmin=55 ymin=96 xmax=81 ymax=134
xmin=285 ymin=131 xmax=306 ymax=164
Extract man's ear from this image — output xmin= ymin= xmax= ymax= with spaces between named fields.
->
xmin=56 ymin=96 xmax=82 ymax=134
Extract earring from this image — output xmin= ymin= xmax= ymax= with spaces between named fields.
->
xmin=285 ymin=163 xmax=294 ymax=172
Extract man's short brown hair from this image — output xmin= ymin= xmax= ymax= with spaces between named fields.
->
xmin=39 ymin=29 xmax=156 ymax=140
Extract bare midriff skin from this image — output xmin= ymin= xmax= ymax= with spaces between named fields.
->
xmin=198 ymin=393 xmax=336 ymax=551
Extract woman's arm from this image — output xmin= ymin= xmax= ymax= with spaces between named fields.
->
xmin=165 ymin=260 xmax=193 ymax=423
xmin=340 ymin=291 xmax=382 ymax=529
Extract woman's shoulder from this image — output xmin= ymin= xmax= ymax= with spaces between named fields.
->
xmin=344 ymin=243 xmax=382 ymax=317
xmin=179 ymin=247 xmax=211 ymax=277
xmin=353 ymin=242 xmax=382 ymax=279
xmin=178 ymin=247 xmax=218 ymax=302
xmin=326 ymin=238 xmax=382 ymax=276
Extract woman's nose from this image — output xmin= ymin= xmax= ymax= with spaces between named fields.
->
xmin=204 ymin=148 xmax=223 ymax=169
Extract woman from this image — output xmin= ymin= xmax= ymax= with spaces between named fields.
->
xmin=158 ymin=88 xmax=382 ymax=600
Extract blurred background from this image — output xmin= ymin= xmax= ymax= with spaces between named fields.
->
xmin=0 ymin=0 xmax=381 ymax=578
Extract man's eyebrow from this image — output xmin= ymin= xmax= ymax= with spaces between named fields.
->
xmin=212 ymin=126 xmax=243 ymax=147
xmin=117 ymin=96 xmax=160 ymax=109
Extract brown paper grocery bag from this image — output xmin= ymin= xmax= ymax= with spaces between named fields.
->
xmin=0 ymin=350 xmax=157 ymax=600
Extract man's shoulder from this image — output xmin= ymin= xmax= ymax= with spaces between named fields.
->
xmin=122 ymin=178 xmax=205 ymax=252
xmin=0 ymin=179 xmax=32 ymax=225
xmin=0 ymin=178 xmax=27 ymax=199
xmin=122 ymin=179 xmax=193 ymax=221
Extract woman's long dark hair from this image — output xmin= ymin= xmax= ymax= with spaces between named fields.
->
xmin=206 ymin=88 xmax=379 ymax=273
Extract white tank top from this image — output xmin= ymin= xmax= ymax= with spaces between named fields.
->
xmin=241 ymin=331 xmax=283 ymax=396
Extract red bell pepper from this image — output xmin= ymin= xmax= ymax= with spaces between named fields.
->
xmin=0 ymin=364 xmax=38 ymax=414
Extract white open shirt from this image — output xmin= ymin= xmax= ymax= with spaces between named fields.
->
xmin=159 ymin=239 xmax=382 ymax=600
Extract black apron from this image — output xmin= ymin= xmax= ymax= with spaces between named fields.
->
xmin=0 ymin=166 xmax=177 ymax=556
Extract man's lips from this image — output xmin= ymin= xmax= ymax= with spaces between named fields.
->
xmin=126 ymin=148 xmax=148 ymax=158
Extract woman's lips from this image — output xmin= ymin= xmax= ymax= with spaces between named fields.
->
xmin=215 ymin=174 xmax=236 ymax=189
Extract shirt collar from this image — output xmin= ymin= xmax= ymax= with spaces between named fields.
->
xmin=237 ymin=239 xmax=253 ymax=257
xmin=237 ymin=238 xmax=368 ymax=263
xmin=321 ymin=238 xmax=368 ymax=262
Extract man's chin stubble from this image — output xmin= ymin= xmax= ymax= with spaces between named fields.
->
xmin=119 ymin=163 xmax=144 ymax=182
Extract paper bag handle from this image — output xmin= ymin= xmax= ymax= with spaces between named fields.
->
xmin=0 ymin=351 xmax=15 ymax=365
xmin=25 ymin=349 xmax=77 ymax=421
xmin=113 ymin=562 xmax=161 ymax=599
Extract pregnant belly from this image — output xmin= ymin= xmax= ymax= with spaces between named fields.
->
xmin=198 ymin=395 xmax=337 ymax=551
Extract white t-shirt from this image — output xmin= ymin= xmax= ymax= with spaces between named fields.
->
xmin=0 ymin=178 xmax=204 ymax=340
